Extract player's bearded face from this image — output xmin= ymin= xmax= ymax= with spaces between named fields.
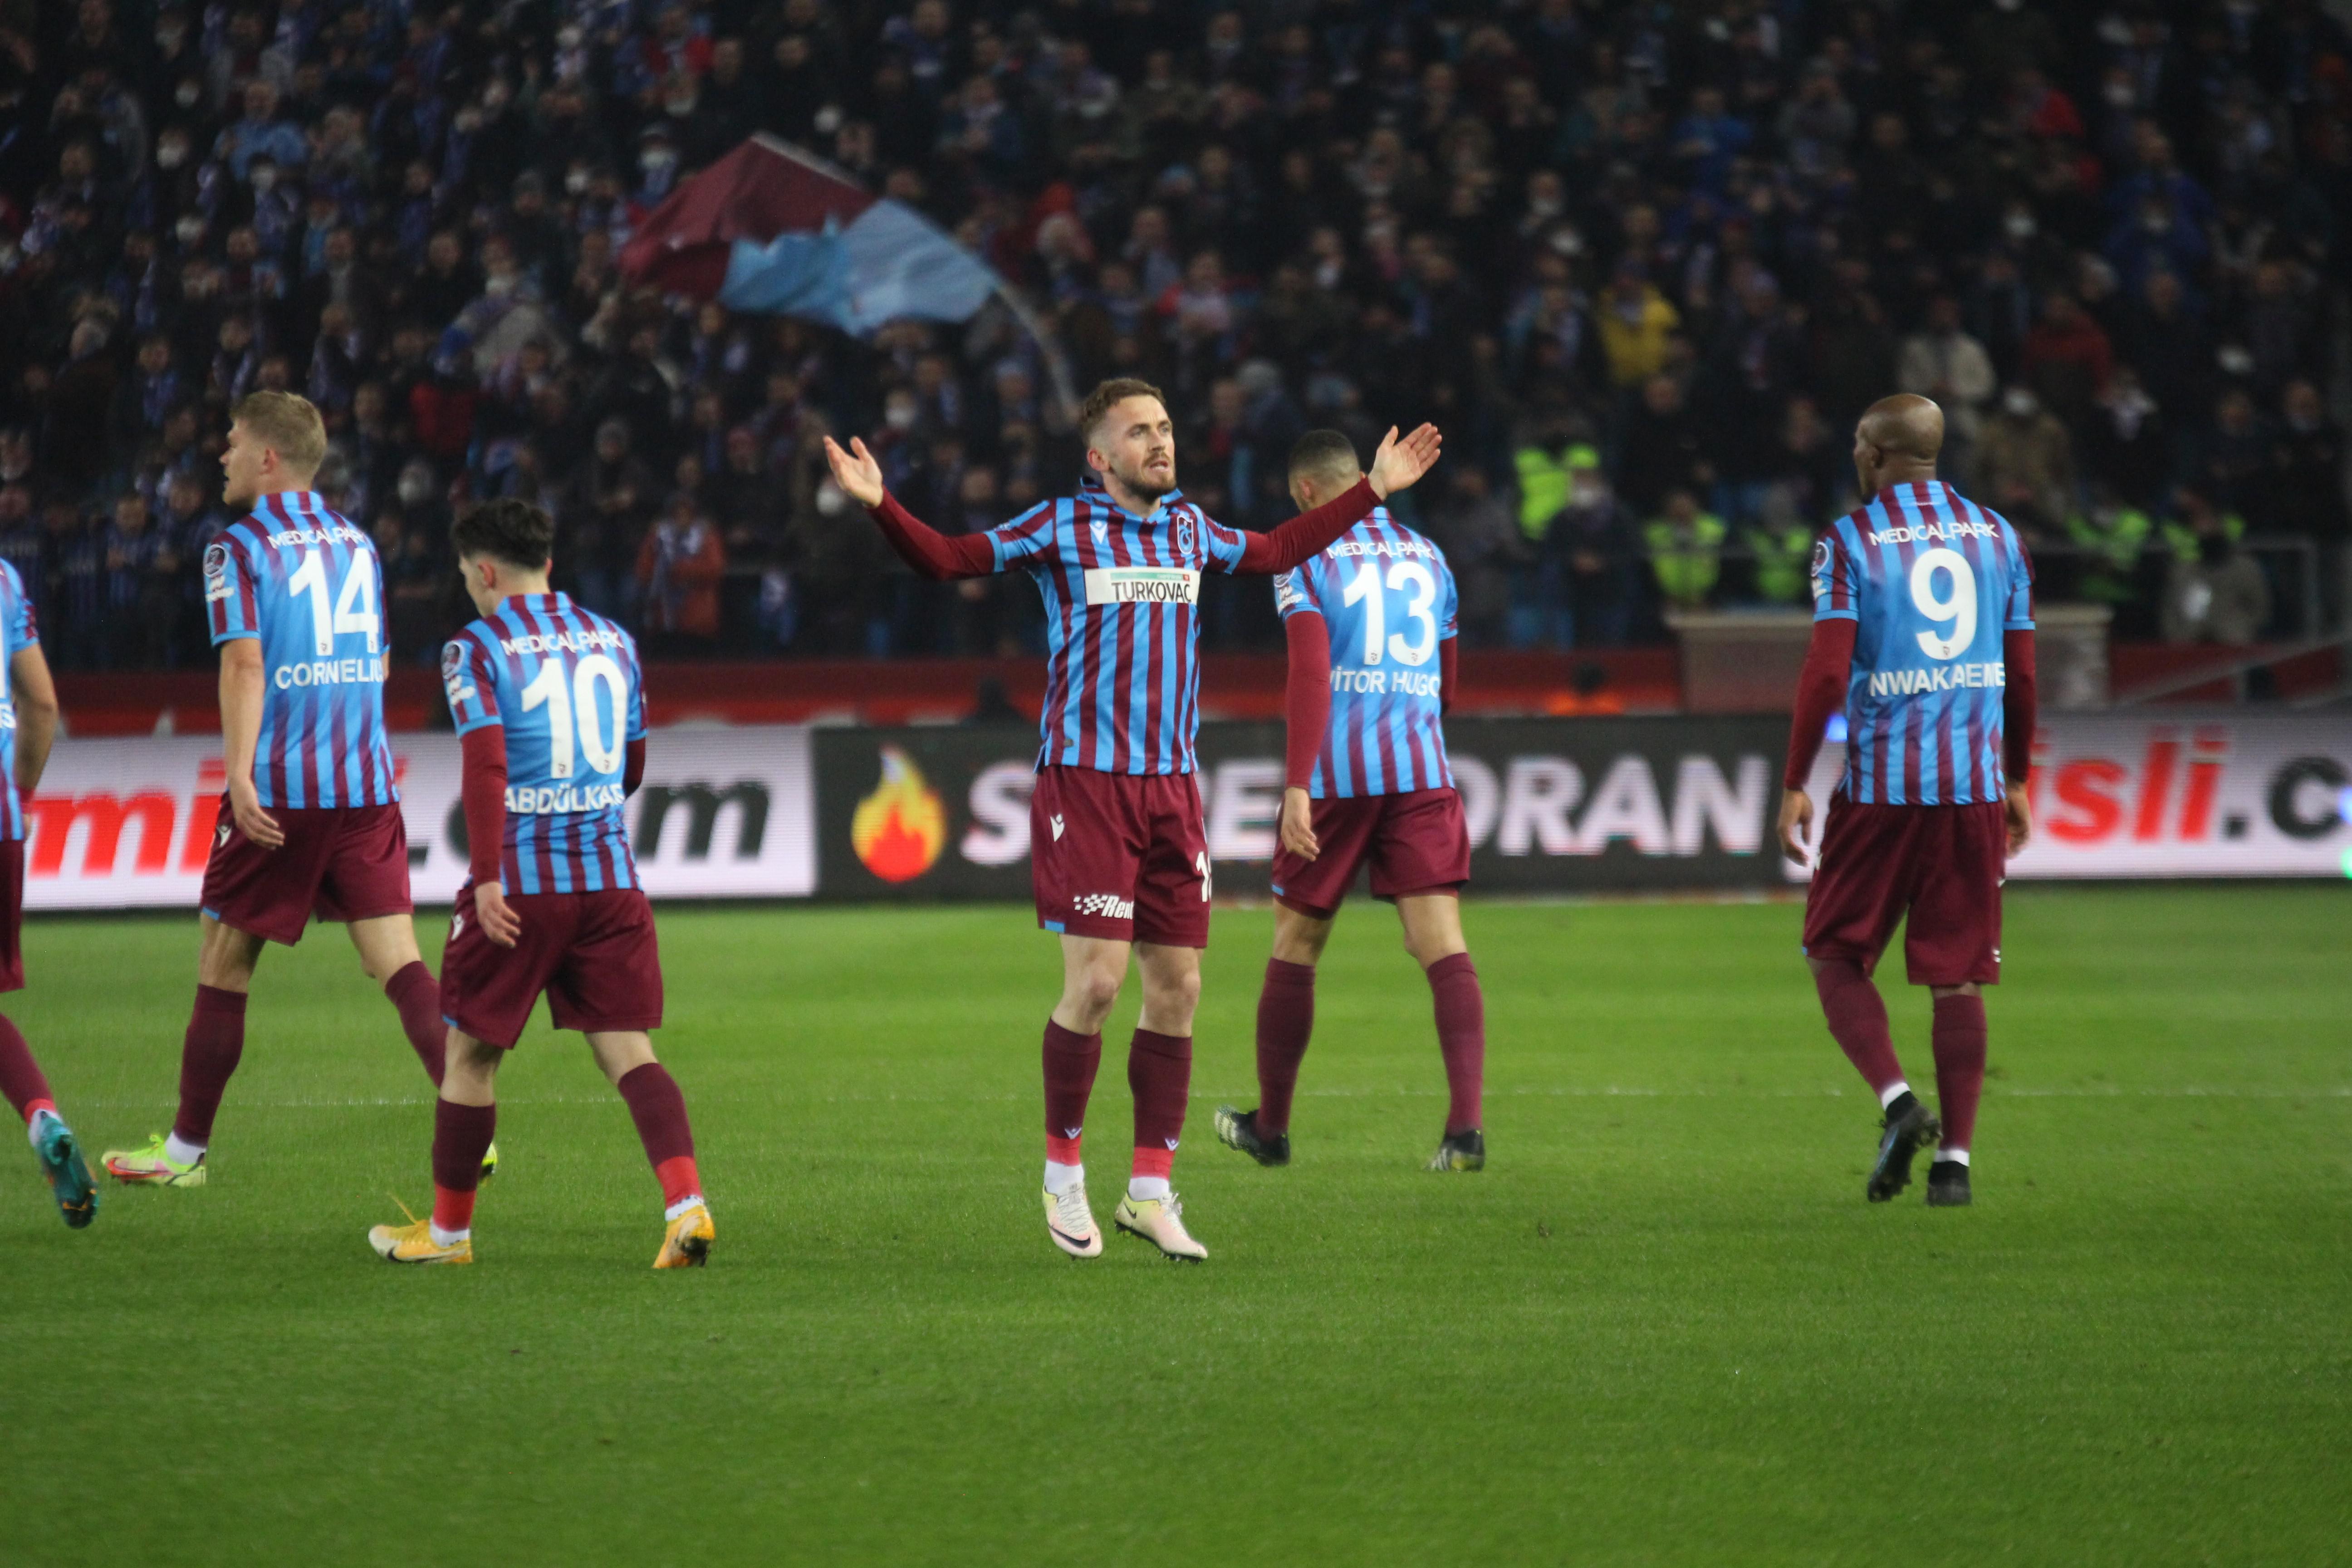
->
xmin=1094 ymin=398 xmax=1177 ymax=500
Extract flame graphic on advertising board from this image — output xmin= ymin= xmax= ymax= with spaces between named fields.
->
xmin=850 ymin=746 xmax=946 ymax=882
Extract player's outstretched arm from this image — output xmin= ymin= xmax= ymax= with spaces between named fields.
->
xmin=824 ymin=435 xmax=995 ymax=581
xmin=1779 ymin=617 xmax=1857 ymax=867
xmin=218 ymin=638 xmax=284 ymax=849
xmin=1236 ymin=423 xmax=1443 ymax=574
xmin=1280 ymin=612 xmax=1333 ymax=862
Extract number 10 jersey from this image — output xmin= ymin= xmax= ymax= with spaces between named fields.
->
xmin=444 ymin=592 xmax=647 ymax=895
xmin=1273 ymin=508 xmax=1459 ymax=799
xmin=206 ymin=490 xmax=397 ymax=809
xmin=1812 ymin=480 xmax=2035 ymax=807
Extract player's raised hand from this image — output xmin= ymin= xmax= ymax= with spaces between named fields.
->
xmin=227 ymin=776 xmax=285 ymax=850
xmin=822 ymin=435 xmax=886 ymax=508
xmin=1776 ymin=787 xmax=1814 ymax=867
xmin=1279 ymin=786 xmax=1320 ymax=862
xmin=1367 ymin=423 xmax=1443 ymax=499
xmin=2003 ymin=782 xmax=2032 ymax=858
xmin=474 ymin=879 xmax=522 ymax=948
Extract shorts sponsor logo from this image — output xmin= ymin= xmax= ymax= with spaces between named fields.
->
xmin=850 ymin=745 xmax=946 ymax=882
xmin=1082 ymin=567 xmax=1199 ymax=606
xmin=1072 ymin=891 xmax=1135 ymax=920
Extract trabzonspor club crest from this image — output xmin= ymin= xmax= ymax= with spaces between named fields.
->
xmin=1176 ymin=516 xmax=1195 ymax=557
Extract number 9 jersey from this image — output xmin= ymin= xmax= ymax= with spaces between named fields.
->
xmin=206 ymin=490 xmax=397 ymax=808
xmin=1813 ymin=480 xmax=2034 ymax=807
xmin=443 ymin=593 xmax=647 ymax=894
xmin=1272 ymin=508 xmax=1458 ymax=798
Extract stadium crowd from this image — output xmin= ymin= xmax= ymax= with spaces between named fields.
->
xmin=1 ymin=0 xmax=2349 ymax=667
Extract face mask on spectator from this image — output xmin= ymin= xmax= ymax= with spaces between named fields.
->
xmin=885 ymin=401 xmax=918 ymax=431
xmin=816 ymin=480 xmax=848 ymax=515
xmin=2003 ymin=389 xmax=2037 ymax=418
xmin=398 ymin=472 xmax=433 ymax=505
xmin=640 ymin=148 xmax=676 ymax=174
xmin=2105 ymin=81 xmax=2135 ymax=108
xmin=157 ymin=141 xmax=187 ymax=170
xmin=2004 ymin=211 xmax=2035 ymax=241
xmin=566 ymin=169 xmax=591 ymax=194
xmin=666 ymin=93 xmax=698 ymax=117
xmin=176 ymin=215 xmax=205 ymax=245
xmin=252 ymin=167 xmax=278 ymax=193
xmin=176 ymin=81 xmax=201 ymax=108
xmin=157 ymin=24 xmax=186 ymax=49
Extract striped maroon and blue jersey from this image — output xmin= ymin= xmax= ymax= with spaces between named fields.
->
xmin=1273 ymin=510 xmax=1457 ymax=798
xmin=1813 ymin=480 xmax=2035 ymax=807
xmin=443 ymin=593 xmax=646 ymax=896
xmin=0 ymin=561 xmax=38 ymax=841
xmin=205 ymin=490 xmax=397 ymax=809
xmin=985 ymin=477 xmax=1249 ymax=775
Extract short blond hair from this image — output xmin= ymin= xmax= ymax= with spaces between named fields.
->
xmin=1078 ymin=377 xmax=1166 ymax=446
xmin=230 ymin=391 xmax=327 ymax=477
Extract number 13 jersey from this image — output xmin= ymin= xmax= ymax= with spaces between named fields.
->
xmin=444 ymin=593 xmax=647 ymax=894
xmin=1812 ymin=480 xmax=2035 ymax=807
xmin=1273 ymin=508 xmax=1459 ymax=799
xmin=205 ymin=489 xmax=397 ymax=809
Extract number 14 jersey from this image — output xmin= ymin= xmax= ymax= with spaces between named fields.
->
xmin=206 ymin=489 xmax=397 ymax=809
xmin=444 ymin=593 xmax=647 ymax=895
xmin=1273 ymin=508 xmax=1459 ymax=799
xmin=1812 ymin=480 xmax=2035 ymax=807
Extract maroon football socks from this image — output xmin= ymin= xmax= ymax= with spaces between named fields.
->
xmin=617 ymin=1062 xmax=701 ymax=1211
xmin=1931 ymin=992 xmax=1988 ymax=1157
xmin=171 ymin=985 xmax=249 ymax=1149
xmin=1252 ymin=959 xmax=1316 ymax=1136
xmin=1127 ymin=1028 xmax=1191 ymax=1185
xmin=0 ymin=1013 xmax=53 ymax=1123
xmin=1427 ymin=953 xmax=1486 ymax=1137
xmin=1041 ymin=1019 xmax=1101 ymax=1166
xmin=431 ymin=1098 xmax=496 ymax=1236
xmin=384 ymin=961 xmax=446 ymax=1088
xmin=1813 ymin=960 xmax=1908 ymax=1105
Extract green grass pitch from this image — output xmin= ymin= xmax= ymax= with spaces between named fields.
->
xmin=0 ymin=887 xmax=2345 ymax=1566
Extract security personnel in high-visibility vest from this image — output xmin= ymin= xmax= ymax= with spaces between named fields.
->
xmin=1645 ymin=488 xmax=1725 ymax=609
xmin=2160 ymin=489 xmax=2245 ymax=564
xmin=1746 ymin=504 xmax=1816 ymax=605
xmin=2066 ymin=499 xmax=2152 ymax=605
xmin=1513 ymin=434 xmax=1601 ymax=546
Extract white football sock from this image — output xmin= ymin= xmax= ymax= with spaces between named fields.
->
xmin=1877 ymin=1081 xmax=1911 ymax=1110
xmin=1937 ymin=1147 xmax=1971 ymax=1166
xmin=663 ymin=1194 xmax=705 ymax=1222
xmin=25 ymin=1109 xmax=56 ymax=1147
xmin=1127 ymin=1176 xmax=1170 ymax=1203
xmin=1044 ymin=1160 xmax=1084 ymax=1195
xmin=429 ymin=1221 xmax=469 ymax=1247
xmin=163 ymin=1132 xmax=206 ymax=1166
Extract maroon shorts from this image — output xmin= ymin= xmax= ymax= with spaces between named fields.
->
xmin=0 ymin=839 xmax=24 ymax=993
xmin=1030 ymin=765 xmax=1211 ymax=947
xmin=441 ymin=884 xmax=664 ymax=1049
xmin=1803 ymin=794 xmax=2007 ymax=986
xmin=199 ymin=798 xmax=413 ymax=946
xmin=1271 ymin=787 xmax=1472 ymax=921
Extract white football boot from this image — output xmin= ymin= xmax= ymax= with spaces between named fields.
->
xmin=1043 ymin=1181 xmax=1102 ymax=1258
xmin=1113 ymin=1191 xmax=1207 ymax=1261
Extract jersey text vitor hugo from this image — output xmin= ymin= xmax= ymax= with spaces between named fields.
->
xmin=1330 ymin=667 xmax=1445 ymax=696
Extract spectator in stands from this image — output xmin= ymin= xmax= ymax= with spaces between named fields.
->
xmin=2162 ymin=484 xmax=2270 ymax=647
xmin=1897 ymin=295 xmax=1997 ymax=480
xmin=1645 ymin=488 xmax=1724 ymax=615
xmin=1972 ymin=387 xmax=2075 ymax=541
xmin=638 ymin=490 xmax=727 ymax=658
